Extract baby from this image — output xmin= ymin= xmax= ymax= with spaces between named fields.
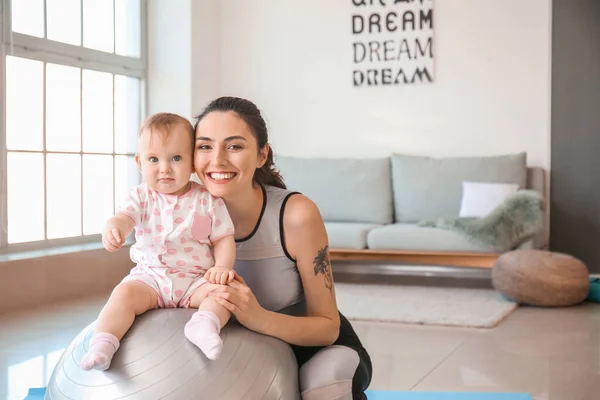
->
xmin=80 ymin=112 xmax=236 ymax=371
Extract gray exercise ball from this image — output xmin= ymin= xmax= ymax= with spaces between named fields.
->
xmin=46 ymin=308 xmax=300 ymax=400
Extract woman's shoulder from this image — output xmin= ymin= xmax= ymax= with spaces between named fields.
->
xmin=282 ymin=192 xmax=323 ymax=231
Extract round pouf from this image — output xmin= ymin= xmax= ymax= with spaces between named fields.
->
xmin=492 ymin=249 xmax=590 ymax=307
xmin=46 ymin=308 xmax=300 ymax=400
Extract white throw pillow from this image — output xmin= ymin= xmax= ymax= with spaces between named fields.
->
xmin=459 ymin=181 xmax=519 ymax=218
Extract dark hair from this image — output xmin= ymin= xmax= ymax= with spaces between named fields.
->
xmin=194 ymin=96 xmax=286 ymax=189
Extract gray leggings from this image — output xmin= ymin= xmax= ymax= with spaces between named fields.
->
xmin=293 ymin=313 xmax=372 ymax=399
xmin=299 ymin=346 xmax=363 ymax=399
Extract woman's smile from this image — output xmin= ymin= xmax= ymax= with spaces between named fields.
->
xmin=206 ymin=172 xmax=237 ymax=184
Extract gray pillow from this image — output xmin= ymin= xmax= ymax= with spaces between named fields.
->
xmin=276 ymin=156 xmax=393 ymax=224
xmin=391 ymin=152 xmax=527 ymax=222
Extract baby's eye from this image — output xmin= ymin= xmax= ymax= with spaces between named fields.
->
xmin=149 ymin=157 xmax=159 ymax=163
xmin=172 ymin=155 xmax=182 ymax=162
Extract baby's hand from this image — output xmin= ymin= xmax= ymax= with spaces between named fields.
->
xmin=204 ymin=266 xmax=235 ymax=285
xmin=102 ymin=225 xmax=124 ymax=252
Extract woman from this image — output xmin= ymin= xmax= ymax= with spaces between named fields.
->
xmin=193 ymin=96 xmax=372 ymax=399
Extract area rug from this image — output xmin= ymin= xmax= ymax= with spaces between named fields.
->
xmin=335 ymin=283 xmax=518 ymax=328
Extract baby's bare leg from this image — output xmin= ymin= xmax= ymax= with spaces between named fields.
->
xmin=184 ymin=283 xmax=231 ymax=360
xmin=189 ymin=283 xmax=231 ymax=326
xmin=81 ymin=281 xmax=159 ymax=371
xmin=96 ymin=281 xmax=159 ymax=339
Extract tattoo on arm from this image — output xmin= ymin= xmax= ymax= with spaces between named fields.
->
xmin=313 ymin=245 xmax=334 ymax=297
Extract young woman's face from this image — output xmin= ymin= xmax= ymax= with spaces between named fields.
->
xmin=194 ymin=111 xmax=266 ymax=200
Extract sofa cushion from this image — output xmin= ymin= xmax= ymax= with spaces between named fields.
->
xmin=276 ymin=156 xmax=393 ymax=224
xmin=390 ymin=153 xmax=527 ymax=223
xmin=325 ymin=222 xmax=382 ymax=249
xmin=366 ymin=223 xmax=498 ymax=252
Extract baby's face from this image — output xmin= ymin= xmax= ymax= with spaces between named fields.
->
xmin=135 ymin=125 xmax=193 ymax=195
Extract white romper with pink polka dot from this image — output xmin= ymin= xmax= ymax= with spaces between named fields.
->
xmin=116 ymin=181 xmax=234 ymax=308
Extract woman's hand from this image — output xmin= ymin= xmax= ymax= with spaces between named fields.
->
xmin=208 ymin=273 xmax=271 ymax=333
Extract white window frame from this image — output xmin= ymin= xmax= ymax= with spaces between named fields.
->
xmin=0 ymin=0 xmax=148 ymax=254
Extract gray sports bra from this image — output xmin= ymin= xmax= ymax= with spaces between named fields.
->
xmin=234 ymin=185 xmax=306 ymax=315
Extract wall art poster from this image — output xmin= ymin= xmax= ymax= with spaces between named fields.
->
xmin=351 ymin=0 xmax=434 ymax=87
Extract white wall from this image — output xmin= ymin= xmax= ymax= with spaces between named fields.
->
xmin=147 ymin=0 xmax=551 ymax=169
xmin=218 ymin=0 xmax=552 ymax=168
xmin=147 ymin=0 xmax=192 ymax=118
xmin=190 ymin=1 xmax=221 ymax=117
xmin=147 ymin=0 xmax=221 ymax=120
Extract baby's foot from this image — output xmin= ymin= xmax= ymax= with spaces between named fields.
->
xmin=184 ymin=311 xmax=223 ymax=360
xmin=80 ymin=332 xmax=120 ymax=371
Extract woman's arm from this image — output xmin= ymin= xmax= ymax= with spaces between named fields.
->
xmin=260 ymin=194 xmax=341 ymax=346
xmin=209 ymin=194 xmax=341 ymax=346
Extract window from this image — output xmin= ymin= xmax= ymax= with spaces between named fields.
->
xmin=1 ymin=0 xmax=146 ymax=252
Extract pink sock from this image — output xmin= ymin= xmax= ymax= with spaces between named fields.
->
xmin=184 ymin=311 xmax=223 ymax=360
xmin=80 ymin=332 xmax=120 ymax=371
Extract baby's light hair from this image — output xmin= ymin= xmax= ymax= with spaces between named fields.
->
xmin=139 ymin=112 xmax=194 ymax=146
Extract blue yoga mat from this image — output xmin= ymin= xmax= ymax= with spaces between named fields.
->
xmin=586 ymin=277 xmax=600 ymax=302
xmin=25 ymin=388 xmax=46 ymax=400
xmin=366 ymin=390 xmax=533 ymax=400
xmin=27 ymin=388 xmax=533 ymax=400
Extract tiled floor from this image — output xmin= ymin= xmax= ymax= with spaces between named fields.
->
xmin=1 ymin=288 xmax=599 ymax=400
